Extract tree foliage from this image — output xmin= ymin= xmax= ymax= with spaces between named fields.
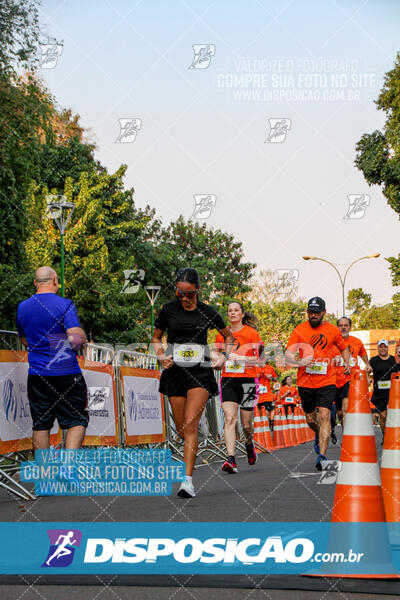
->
xmin=346 ymin=288 xmax=372 ymax=314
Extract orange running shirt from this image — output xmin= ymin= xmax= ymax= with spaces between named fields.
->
xmin=279 ymin=384 xmax=298 ymax=404
xmin=215 ymin=325 xmax=261 ymax=378
xmin=257 ymin=364 xmax=278 ymax=401
xmin=286 ymin=321 xmax=347 ymax=389
xmin=334 ymin=335 xmax=367 ymax=388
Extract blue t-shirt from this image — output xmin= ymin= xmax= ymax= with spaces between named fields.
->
xmin=17 ymin=293 xmax=82 ymax=376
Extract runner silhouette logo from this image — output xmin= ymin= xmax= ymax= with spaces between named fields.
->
xmin=42 ymin=529 xmax=82 ymax=567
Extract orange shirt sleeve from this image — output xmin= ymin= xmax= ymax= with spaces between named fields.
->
xmin=358 ymin=341 xmax=367 ymax=358
xmin=214 ymin=332 xmax=224 ymax=349
xmin=333 ymin=328 xmax=347 ymax=352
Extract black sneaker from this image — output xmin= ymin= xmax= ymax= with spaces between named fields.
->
xmin=331 ymin=430 xmax=337 ymax=445
xmin=246 ymin=443 xmax=257 ymax=466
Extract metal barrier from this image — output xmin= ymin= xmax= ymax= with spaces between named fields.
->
xmin=0 ymin=330 xmax=21 ymax=351
xmin=82 ymin=342 xmax=114 ymax=365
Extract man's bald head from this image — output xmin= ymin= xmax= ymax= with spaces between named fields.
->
xmin=34 ymin=266 xmax=59 ymax=293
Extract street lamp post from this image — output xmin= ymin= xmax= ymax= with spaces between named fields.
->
xmin=302 ymin=254 xmax=380 ymax=315
xmin=144 ymin=286 xmax=161 ymax=340
xmin=47 ymin=196 xmax=75 ymax=297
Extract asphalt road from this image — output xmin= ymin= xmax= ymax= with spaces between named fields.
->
xmin=1 ymin=427 xmax=398 ymax=599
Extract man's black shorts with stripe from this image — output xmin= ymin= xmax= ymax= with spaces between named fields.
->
xmin=298 ymin=385 xmax=336 ymax=413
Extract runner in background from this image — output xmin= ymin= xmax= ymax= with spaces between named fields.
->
xmin=215 ymin=302 xmax=262 ymax=474
xmin=286 ymin=297 xmax=350 ymax=471
xmin=152 ymin=268 xmax=234 ymax=498
xmin=333 ymin=317 xmax=371 ymax=437
xmin=370 ymin=339 xmax=398 ymax=443
xmin=257 ymin=361 xmax=278 ymax=432
xmin=395 ymin=341 xmax=400 ymax=367
xmin=279 ymin=375 xmax=297 ymax=417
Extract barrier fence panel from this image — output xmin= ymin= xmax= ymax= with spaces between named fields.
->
xmin=0 ymin=334 xmax=60 ymax=500
xmin=115 ymin=349 xmax=166 ymax=449
xmin=78 ymin=345 xmax=119 ymax=447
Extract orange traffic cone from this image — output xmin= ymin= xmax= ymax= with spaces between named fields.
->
xmin=293 ymin=405 xmax=305 ymax=444
xmin=299 ymin=407 xmax=314 ymax=442
xmin=310 ymin=369 xmax=398 ymax=579
xmin=381 ymin=373 xmax=400 ymax=533
xmin=253 ymin=406 xmax=268 ymax=453
xmin=261 ymin=406 xmax=274 ymax=451
xmin=273 ymin=407 xmax=288 ymax=449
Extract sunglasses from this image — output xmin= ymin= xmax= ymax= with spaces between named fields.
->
xmin=175 ymin=288 xmax=199 ymax=299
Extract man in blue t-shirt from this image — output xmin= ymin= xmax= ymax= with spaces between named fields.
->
xmin=17 ymin=266 xmax=89 ymax=450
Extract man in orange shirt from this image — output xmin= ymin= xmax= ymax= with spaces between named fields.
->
xmin=333 ymin=316 xmax=371 ymax=432
xmin=286 ymin=297 xmax=350 ymax=470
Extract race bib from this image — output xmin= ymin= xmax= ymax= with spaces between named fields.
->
xmin=258 ymin=385 xmax=269 ymax=394
xmin=306 ymin=361 xmax=328 ymax=375
xmin=225 ymin=360 xmax=245 ymax=374
xmin=378 ymin=380 xmax=391 ymax=390
xmin=285 ymin=397 xmax=294 ymax=404
xmin=173 ymin=344 xmax=204 ymax=365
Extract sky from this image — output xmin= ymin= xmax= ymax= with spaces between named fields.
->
xmin=38 ymin=0 xmax=400 ymax=316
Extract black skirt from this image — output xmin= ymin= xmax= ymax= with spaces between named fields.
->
xmin=159 ymin=364 xmax=218 ymax=398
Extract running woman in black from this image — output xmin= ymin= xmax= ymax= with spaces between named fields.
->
xmin=152 ymin=268 xmax=234 ymax=498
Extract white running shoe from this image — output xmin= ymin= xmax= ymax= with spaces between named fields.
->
xmin=177 ymin=479 xmax=196 ymax=498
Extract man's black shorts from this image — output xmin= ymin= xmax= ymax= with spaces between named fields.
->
xmin=220 ymin=377 xmax=257 ymax=411
xmin=335 ymin=381 xmax=350 ymax=411
xmin=371 ymin=393 xmax=389 ymax=413
xmin=298 ymin=385 xmax=336 ymax=413
xmin=258 ymin=401 xmax=274 ymax=412
xmin=27 ymin=373 xmax=89 ymax=431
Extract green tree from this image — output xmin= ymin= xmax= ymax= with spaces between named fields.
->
xmin=0 ymin=0 xmax=40 ymax=73
xmin=252 ymin=299 xmax=307 ymax=348
xmin=346 ymin=288 xmax=372 ymax=314
xmin=354 ymin=53 xmax=400 ymax=312
xmin=24 ymin=165 xmax=157 ymax=343
xmin=357 ymin=304 xmax=397 ymax=330
xmin=355 ymin=53 xmax=400 ymax=216
xmin=155 ymin=216 xmax=255 ymax=310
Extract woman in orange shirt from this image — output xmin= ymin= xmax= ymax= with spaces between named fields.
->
xmin=215 ymin=302 xmax=262 ymax=474
xmin=279 ymin=375 xmax=298 ymax=417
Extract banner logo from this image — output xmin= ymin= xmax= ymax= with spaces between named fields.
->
xmin=42 ymin=529 xmax=82 ymax=567
xmin=3 ymin=379 xmax=18 ymax=422
xmin=129 ymin=390 xmax=137 ymax=422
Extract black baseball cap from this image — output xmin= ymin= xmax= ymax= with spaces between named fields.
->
xmin=307 ymin=297 xmax=326 ymax=313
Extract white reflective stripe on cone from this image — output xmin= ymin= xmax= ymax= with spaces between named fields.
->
xmin=381 ymin=449 xmax=400 ymax=469
xmin=343 ymin=413 xmax=374 ymax=436
xmin=386 ymin=408 xmax=400 ymax=428
xmin=337 ymin=461 xmax=381 ymax=486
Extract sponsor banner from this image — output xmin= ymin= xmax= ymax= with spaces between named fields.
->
xmin=121 ymin=367 xmax=165 ymax=444
xmin=78 ymin=359 xmax=118 ymax=447
xmin=0 ymin=522 xmax=399 ymax=575
xmin=0 ymin=351 xmax=60 ymax=453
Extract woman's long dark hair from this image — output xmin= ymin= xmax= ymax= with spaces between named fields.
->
xmin=282 ymin=375 xmax=292 ymax=387
xmin=175 ymin=267 xmax=200 ymax=287
xmin=228 ymin=301 xmax=258 ymax=329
